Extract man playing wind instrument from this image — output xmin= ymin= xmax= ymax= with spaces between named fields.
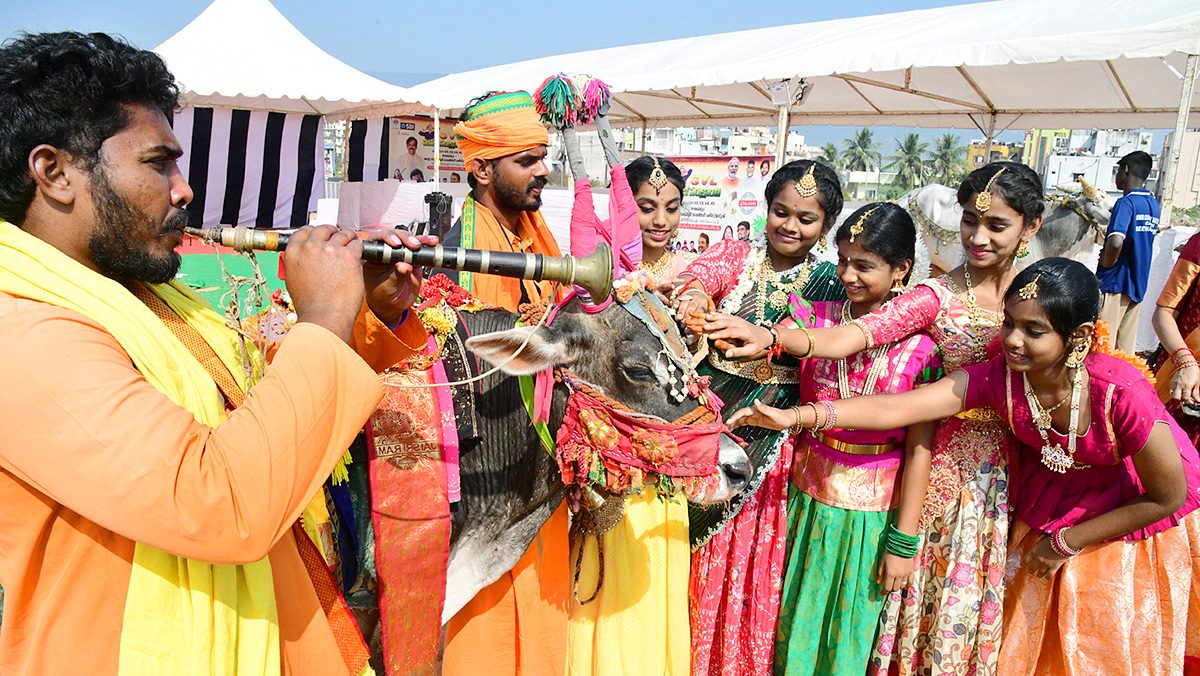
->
xmin=0 ymin=32 xmax=432 ymax=675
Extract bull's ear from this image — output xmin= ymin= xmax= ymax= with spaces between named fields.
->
xmin=466 ymin=318 xmax=589 ymax=375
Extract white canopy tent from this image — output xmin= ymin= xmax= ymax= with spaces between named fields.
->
xmin=407 ymin=0 xmax=1200 ymax=222
xmin=153 ymin=0 xmax=434 ymax=228
xmin=155 ymin=0 xmax=429 ymax=119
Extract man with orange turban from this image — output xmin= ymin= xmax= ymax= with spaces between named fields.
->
xmin=440 ymin=90 xmax=570 ymax=676
xmin=439 ymin=90 xmax=562 ymax=309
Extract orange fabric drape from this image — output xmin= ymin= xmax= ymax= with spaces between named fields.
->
xmin=443 ymin=503 xmax=571 ymax=676
xmin=465 ymin=200 xmax=562 ymax=309
xmin=453 ymin=91 xmax=549 ymax=168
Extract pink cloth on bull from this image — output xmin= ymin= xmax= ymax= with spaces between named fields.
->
xmin=567 ymin=164 xmax=641 ymax=311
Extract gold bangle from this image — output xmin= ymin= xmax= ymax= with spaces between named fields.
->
xmin=796 ymin=325 xmax=817 ymax=360
xmin=790 ymin=405 xmax=804 ymax=435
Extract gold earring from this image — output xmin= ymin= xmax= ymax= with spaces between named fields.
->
xmin=1016 ymin=239 xmax=1030 ymax=259
xmin=818 ymin=236 xmax=827 ymax=251
xmin=1065 ymin=340 xmax=1089 ymax=368
xmin=891 ymin=281 xmax=905 ymax=293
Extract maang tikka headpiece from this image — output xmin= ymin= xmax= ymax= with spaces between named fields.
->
xmin=648 ymin=157 xmax=668 ymax=195
xmin=795 ymin=163 xmax=818 ymax=199
xmin=975 ymin=167 xmax=1006 ymax=212
xmin=849 ymin=206 xmax=880 ymax=243
xmin=1018 ymin=273 xmax=1041 ymax=301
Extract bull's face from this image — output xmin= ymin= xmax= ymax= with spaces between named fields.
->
xmin=466 ymin=300 xmax=751 ymax=503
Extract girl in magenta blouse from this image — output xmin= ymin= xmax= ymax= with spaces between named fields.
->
xmin=730 ymin=257 xmax=1200 ymax=676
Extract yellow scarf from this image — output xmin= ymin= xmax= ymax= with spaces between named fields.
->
xmin=0 ymin=221 xmax=279 ymax=675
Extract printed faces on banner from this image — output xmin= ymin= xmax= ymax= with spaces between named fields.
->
xmin=668 ymin=155 xmax=773 ymax=252
xmin=389 ymin=116 xmax=467 ymax=184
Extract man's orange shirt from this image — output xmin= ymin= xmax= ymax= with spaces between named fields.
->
xmin=0 ymin=291 xmax=424 ymax=675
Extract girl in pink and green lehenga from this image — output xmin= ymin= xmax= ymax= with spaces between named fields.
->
xmin=771 ymin=203 xmax=942 ymax=676
xmin=672 ymin=160 xmax=844 ymax=676
xmin=699 ymin=162 xmax=1045 ymax=676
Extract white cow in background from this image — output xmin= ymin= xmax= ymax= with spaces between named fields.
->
xmin=899 ymin=179 xmax=1113 ymax=276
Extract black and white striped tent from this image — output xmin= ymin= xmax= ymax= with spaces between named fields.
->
xmin=155 ymin=0 xmax=431 ymax=229
xmin=175 ymin=106 xmax=324 ymax=230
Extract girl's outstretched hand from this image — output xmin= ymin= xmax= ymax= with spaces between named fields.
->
xmin=685 ymin=311 xmax=774 ymax=360
xmin=726 ymin=399 xmax=798 ymax=431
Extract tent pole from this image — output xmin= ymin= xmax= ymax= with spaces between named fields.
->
xmin=433 ymin=108 xmax=441 ymax=185
xmin=639 ymin=119 xmax=647 ymax=154
xmin=984 ymin=111 xmax=996 ymax=162
xmin=775 ymin=105 xmax=790 ymax=167
xmin=340 ymin=119 xmax=350 ymax=180
xmin=1161 ymin=53 xmax=1198 ymax=230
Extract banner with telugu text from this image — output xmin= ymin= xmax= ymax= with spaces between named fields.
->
xmin=668 ymin=155 xmax=773 ymax=254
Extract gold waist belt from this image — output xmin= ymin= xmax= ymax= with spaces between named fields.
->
xmin=815 ymin=432 xmax=898 ymax=456
xmin=708 ymin=351 xmax=800 ymax=385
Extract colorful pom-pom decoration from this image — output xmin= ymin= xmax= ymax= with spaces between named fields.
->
xmin=534 ymin=73 xmax=579 ymax=128
xmin=575 ymin=75 xmax=612 ymax=124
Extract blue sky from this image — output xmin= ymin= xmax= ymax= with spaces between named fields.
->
xmin=0 ymin=0 xmax=1146 ymax=149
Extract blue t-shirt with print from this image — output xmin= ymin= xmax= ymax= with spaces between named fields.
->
xmin=1096 ymin=189 xmax=1159 ymax=302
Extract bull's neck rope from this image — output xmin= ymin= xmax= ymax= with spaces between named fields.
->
xmin=382 ymin=282 xmax=561 ymax=389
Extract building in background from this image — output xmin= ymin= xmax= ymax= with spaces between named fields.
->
xmin=1067 ymin=129 xmax=1153 ymax=157
xmin=968 ymin=140 xmax=1024 ymax=168
xmin=1022 ymin=128 xmax=1071 ymax=174
xmin=843 ymin=170 xmax=899 ymax=201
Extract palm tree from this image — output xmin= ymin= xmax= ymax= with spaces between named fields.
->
xmin=820 ymin=142 xmax=842 ymax=172
xmin=929 ymin=133 xmax=968 ymax=185
xmin=885 ymin=132 xmax=930 ymax=190
xmin=842 ymin=128 xmax=883 ymax=172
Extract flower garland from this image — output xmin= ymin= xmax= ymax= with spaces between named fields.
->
xmin=1092 ymin=319 xmax=1156 ymax=385
xmin=717 ymin=233 xmax=810 ymax=320
xmin=398 ymin=274 xmax=484 ymax=371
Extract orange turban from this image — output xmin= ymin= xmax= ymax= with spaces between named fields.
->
xmin=453 ymin=91 xmax=550 ymax=168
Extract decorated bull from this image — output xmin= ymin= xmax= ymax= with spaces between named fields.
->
xmin=900 ymin=177 xmax=1112 ymax=275
xmin=362 ymin=275 xmax=751 ymax=674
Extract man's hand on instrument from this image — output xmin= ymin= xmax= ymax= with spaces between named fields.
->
xmin=285 ymin=225 xmax=365 ymax=344
xmin=363 ymin=228 xmax=437 ymax=328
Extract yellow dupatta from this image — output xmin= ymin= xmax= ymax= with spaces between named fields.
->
xmin=0 ymin=221 xmax=279 ymax=675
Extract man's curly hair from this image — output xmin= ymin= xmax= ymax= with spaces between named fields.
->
xmin=0 ymin=32 xmax=181 ymax=223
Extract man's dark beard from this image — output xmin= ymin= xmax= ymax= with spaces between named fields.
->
xmin=494 ymin=174 xmax=547 ymax=212
xmin=87 ymin=168 xmax=185 ymax=284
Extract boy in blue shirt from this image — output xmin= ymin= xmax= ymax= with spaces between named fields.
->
xmin=1097 ymin=150 xmax=1159 ymax=352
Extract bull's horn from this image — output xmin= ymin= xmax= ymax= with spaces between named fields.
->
xmin=184 ymin=225 xmax=614 ymax=300
xmin=1077 ymin=177 xmax=1104 ymax=201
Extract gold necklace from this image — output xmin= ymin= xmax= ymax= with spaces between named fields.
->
xmin=1023 ymin=367 xmax=1085 ymax=473
xmin=755 ymin=255 xmax=811 ymax=323
xmin=956 ymin=267 xmax=1004 ymax=367
xmin=638 ymin=250 xmax=673 ymax=280
xmin=1025 ymin=384 xmax=1072 ymax=430
xmin=837 ymin=302 xmax=890 ymax=398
